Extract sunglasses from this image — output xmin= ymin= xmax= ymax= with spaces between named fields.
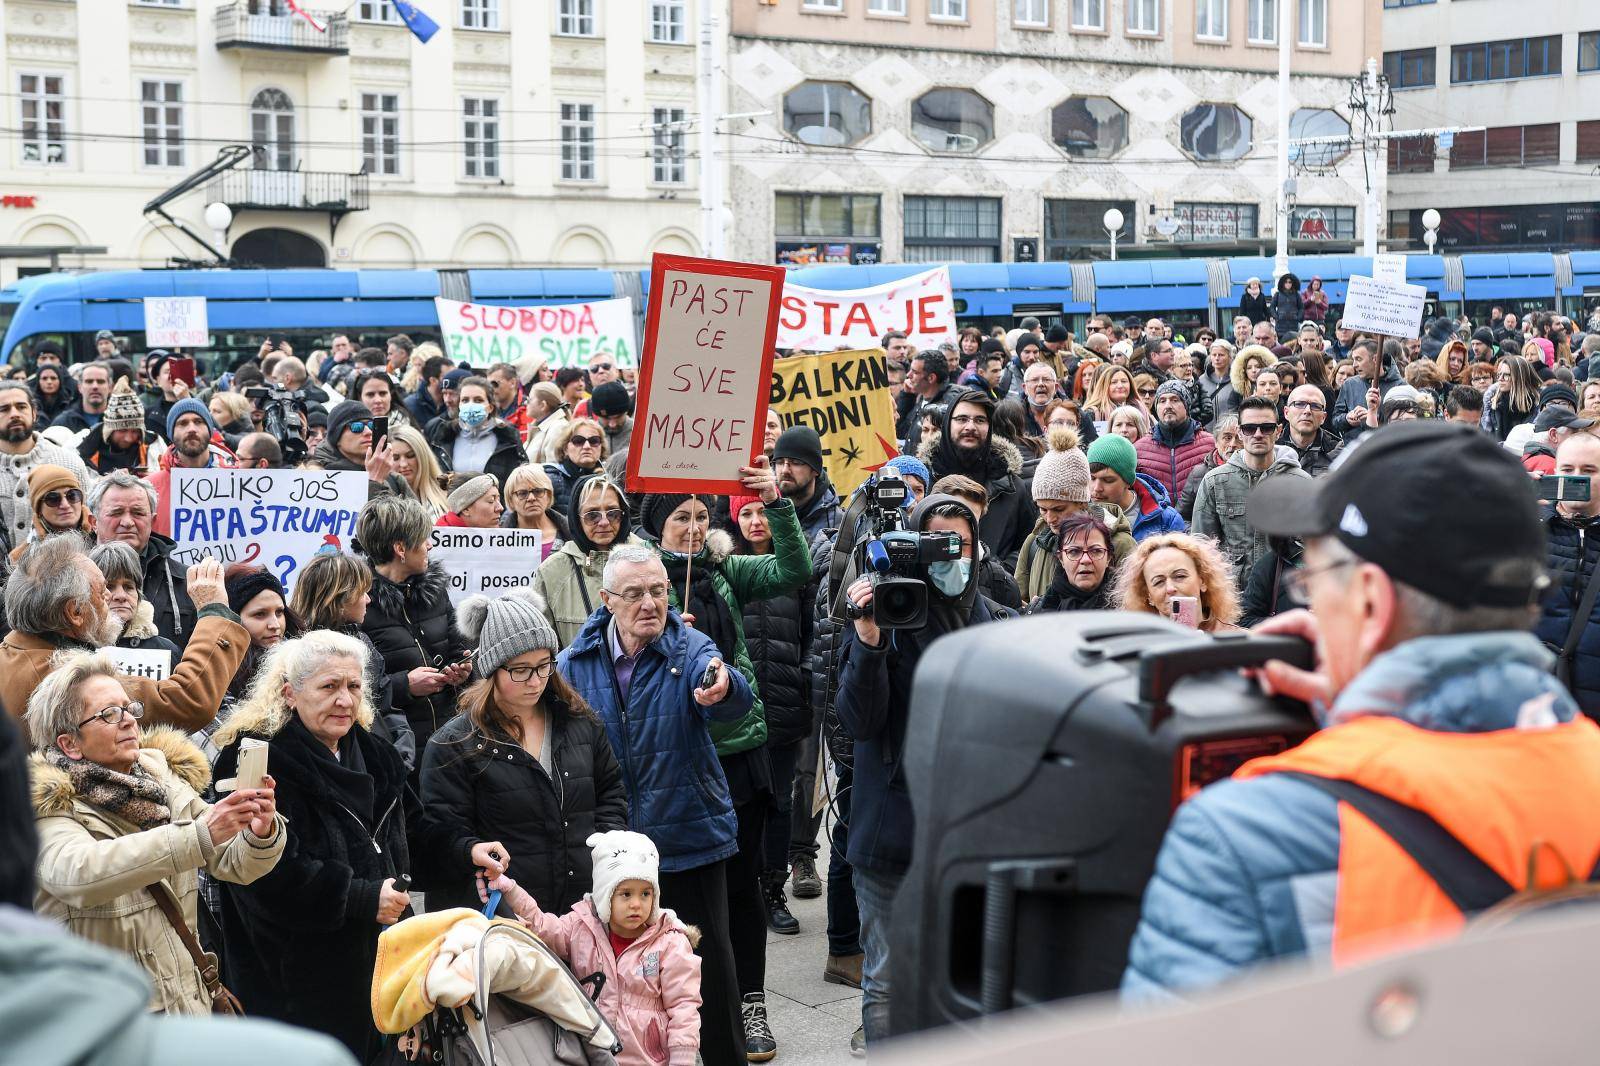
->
xmin=581 ymin=507 xmax=624 ymax=525
xmin=346 ymin=421 xmax=373 ymax=434
xmin=1239 ymin=422 xmax=1280 ymax=436
xmin=569 ymin=434 xmax=603 ymax=448
xmin=590 ymin=363 xmax=614 ymax=373
xmin=42 ymin=489 xmax=83 ymax=508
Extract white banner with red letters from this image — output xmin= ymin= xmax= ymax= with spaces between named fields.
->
xmin=777 ymin=267 xmax=956 ymax=353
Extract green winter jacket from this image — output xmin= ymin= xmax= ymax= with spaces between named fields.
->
xmin=1013 ymin=502 xmax=1137 ymax=604
xmin=652 ymin=495 xmax=812 ymax=756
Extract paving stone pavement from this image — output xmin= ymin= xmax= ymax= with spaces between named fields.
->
xmin=760 ymin=870 xmax=862 ymax=1066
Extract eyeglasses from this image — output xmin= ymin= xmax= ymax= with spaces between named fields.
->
xmin=42 ymin=489 xmax=83 ymax=508
xmin=582 ymin=507 xmax=624 ymax=525
xmin=1060 ymin=545 xmax=1109 ymax=561
xmin=950 ymin=415 xmax=989 ymax=427
xmin=511 ymin=488 xmax=551 ymax=501
xmin=1286 ymin=400 xmax=1326 ymax=412
xmin=77 ymin=701 xmax=144 ymax=730
xmin=605 ymin=584 xmax=669 ymax=604
xmin=346 ymin=421 xmax=372 ymax=434
xmin=501 ymin=660 xmax=557 ymax=683
xmin=570 ymin=435 xmax=604 ymax=448
xmin=1284 ymin=558 xmax=1358 ymax=606
xmin=590 ymin=363 xmax=614 ymax=373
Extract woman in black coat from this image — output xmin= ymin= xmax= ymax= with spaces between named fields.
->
xmin=357 ymin=495 xmax=471 ymax=756
xmin=421 ymin=590 xmax=626 ymax=914
xmin=212 ymin=631 xmax=454 ymax=1063
xmin=1238 ymin=277 xmax=1270 ymax=325
xmin=1023 ymin=512 xmax=1115 ymax=614
xmin=426 ymin=375 xmax=525 ymax=490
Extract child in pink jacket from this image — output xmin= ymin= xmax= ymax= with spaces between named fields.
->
xmin=485 ymin=831 xmax=702 ymax=1066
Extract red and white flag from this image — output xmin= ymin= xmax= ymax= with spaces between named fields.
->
xmin=284 ymin=0 xmax=327 ymax=32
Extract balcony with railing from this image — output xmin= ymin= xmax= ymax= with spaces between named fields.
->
xmin=214 ymin=3 xmax=349 ymax=54
xmin=207 ymin=169 xmax=369 ymax=213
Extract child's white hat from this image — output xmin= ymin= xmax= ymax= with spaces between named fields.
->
xmin=588 ymin=830 xmax=660 ymax=926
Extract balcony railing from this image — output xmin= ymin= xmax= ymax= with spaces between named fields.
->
xmin=206 ymin=169 xmax=370 ymax=213
xmin=214 ymin=3 xmax=349 ymax=54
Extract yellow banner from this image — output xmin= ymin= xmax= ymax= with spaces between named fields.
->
xmin=769 ymin=347 xmax=902 ymax=495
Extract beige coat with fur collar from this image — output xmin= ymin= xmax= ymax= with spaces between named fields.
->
xmin=30 ymin=726 xmax=286 ymax=1015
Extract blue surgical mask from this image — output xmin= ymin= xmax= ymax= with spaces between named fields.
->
xmin=459 ymin=402 xmax=488 ymax=427
xmin=929 ymin=558 xmax=970 ymax=598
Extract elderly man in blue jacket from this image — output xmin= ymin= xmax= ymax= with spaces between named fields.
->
xmin=558 ymin=543 xmax=752 ymax=1066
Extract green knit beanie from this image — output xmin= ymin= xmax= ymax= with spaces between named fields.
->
xmin=1086 ymin=433 xmax=1138 ymax=488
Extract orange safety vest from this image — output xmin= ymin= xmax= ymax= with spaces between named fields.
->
xmin=1236 ymin=713 xmax=1600 ymax=967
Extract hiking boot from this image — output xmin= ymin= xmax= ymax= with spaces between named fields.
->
xmin=850 ymin=1025 xmax=866 ymax=1058
xmin=742 ymin=992 xmax=777 ymax=1062
xmin=790 ymin=855 xmax=823 ymax=899
xmin=764 ymin=873 xmax=800 ymax=935
xmin=823 ymin=952 xmax=863 ymax=989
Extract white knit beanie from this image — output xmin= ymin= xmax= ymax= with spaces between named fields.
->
xmin=588 ymin=830 xmax=660 ymax=926
xmin=1030 ymin=425 xmax=1089 ymax=504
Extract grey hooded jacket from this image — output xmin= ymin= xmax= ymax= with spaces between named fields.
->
xmin=1192 ymin=445 xmax=1309 ymax=584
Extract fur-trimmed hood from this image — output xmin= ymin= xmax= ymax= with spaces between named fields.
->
xmin=120 ymin=599 xmax=160 ymax=642
xmin=29 ymin=726 xmax=208 ymax=818
xmin=917 ymin=430 xmax=1025 ymax=481
xmin=371 ymin=559 xmax=452 ymax=618
xmin=1231 ymin=345 xmax=1277 ymax=397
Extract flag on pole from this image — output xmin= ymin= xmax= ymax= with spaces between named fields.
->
xmin=389 ymin=0 xmax=440 ymax=43
xmin=283 ymin=0 xmax=327 ymax=32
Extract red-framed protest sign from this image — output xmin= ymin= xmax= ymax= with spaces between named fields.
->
xmin=626 ymin=253 xmax=786 ymax=494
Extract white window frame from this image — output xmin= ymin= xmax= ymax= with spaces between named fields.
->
xmin=360 ymin=91 xmax=402 ymax=177
xmin=355 ymin=0 xmax=401 ymax=22
xmin=1014 ymin=0 xmax=1048 ymax=27
xmin=560 ymin=101 xmax=596 ymax=182
xmin=1125 ymin=0 xmax=1159 ymax=36
xmin=652 ymin=107 xmax=686 ymax=185
xmin=556 ymin=0 xmax=596 ymax=36
xmin=1195 ymin=0 xmax=1226 ymax=40
xmin=134 ymin=0 xmax=187 ymax=6
xmin=17 ymin=71 xmax=67 ymax=167
xmin=929 ymin=0 xmax=968 ymax=22
xmin=1297 ymin=0 xmax=1326 ymax=47
xmin=461 ymin=96 xmax=500 ymax=180
xmin=459 ymin=0 xmax=500 ymax=30
xmin=1071 ymin=0 xmax=1104 ymax=30
xmin=649 ymin=0 xmax=687 ymax=42
xmin=1248 ymin=0 xmax=1276 ymax=42
xmin=139 ymin=79 xmax=185 ymax=169
xmin=802 ymin=0 xmax=843 ymax=10
xmin=866 ymin=0 xmax=907 ymax=15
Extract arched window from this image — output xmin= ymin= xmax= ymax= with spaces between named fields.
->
xmin=251 ymin=88 xmax=295 ymax=171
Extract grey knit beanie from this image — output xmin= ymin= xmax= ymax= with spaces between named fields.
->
xmin=447 ymin=473 xmax=499 ymax=515
xmin=1031 ymin=425 xmax=1090 ymax=504
xmin=455 ymin=588 xmax=559 ymax=679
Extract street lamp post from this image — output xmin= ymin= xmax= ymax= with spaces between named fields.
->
xmin=1103 ymin=208 xmax=1124 ymax=262
xmin=1422 ymin=208 xmax=1441 ymax=256
xmin=203 ymin=202 xmax=233 ymax=262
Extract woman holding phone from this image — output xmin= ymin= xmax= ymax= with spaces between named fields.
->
xmin=1114 ymin=532 xmax=1242 ymax=634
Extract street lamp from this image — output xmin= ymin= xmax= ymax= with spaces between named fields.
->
xmin=203 ymin=201 xmax=233 ymax=260
xmin=1103 ymin=207 xmax=1124 ymax=262
xmin=1421 ymin=208 xmax=1441 ymax=256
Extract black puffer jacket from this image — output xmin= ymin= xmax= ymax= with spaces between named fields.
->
xmin=140 ymin=534 xmax=195 ymax=649
xmin=420 ymin=703 xmax=628 ymax=914
xmin=427 ymin=419 xmax=525 ymax=490
xmin=740 ymin=572 xmax=812 ymax=749
xmin=361 ymin=561 xmax=466 ymax=749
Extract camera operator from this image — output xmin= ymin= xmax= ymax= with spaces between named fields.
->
xmin=1535 ymin=429 xmax=1600 ymax=717
xmin=836 ymin=492 xmax=1012 ymax=1048
xmin=1124 ymin=421 xmax=1600 ymax=1002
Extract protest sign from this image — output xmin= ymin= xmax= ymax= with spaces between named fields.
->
xmin=103 ymin=647 xmax=171 ymax=681
xmin=169 ymin=468 xmax=367 ymax=591
xmin=770 ymin=348 xmax=900 ymax=495
xmin=1371 ymin=254 xmax=1408 ymax=286
xmin=778 ymin=267 xmax=955 ymax=352
xmin=429 ymin=526 xmax=543 ymax=606
xmin=144 ymin=297 xmax=208 ymax=348
xmin=434 ymin=297 xmax=637 ymax=370
xmin=628 ymin=254 xmax=785 ymax=494
xmin=1340 ymin=275 xmax=1428 ymax=340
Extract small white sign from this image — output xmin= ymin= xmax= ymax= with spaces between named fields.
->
xmin=1371 ymin=254 xmax=1408 ymax=287
xmin=429 ymin=527 xmax=543 ymax=606
xmin=1341 ymin=275 xmax=1429 ymax=340
xmin=143 ymin=297 xmax=209 ymax=348
xmin=103 ymin=646 xmax=172 ymax=681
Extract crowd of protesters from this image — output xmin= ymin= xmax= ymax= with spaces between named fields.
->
xmin=5 ymin=296 xmax=1600 ymax=1064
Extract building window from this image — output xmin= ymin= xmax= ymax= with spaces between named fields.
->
xmin=560 ymin=102 xmax=595 ymax=181
xmin=557 ymin=0 xmax=595 ymax=35
xmin=929 ymin=0 xmax=967 ymax=21
xmin=1044 ymin=199 xmax=1134 ymax=260
xmin=774 ymin=192 xmax=881 ymax=265
xmin=867 ymin=0 xmax=906 ymax=14
xmin=1289 ymin=108 xmax=1349 ymax=168
xmin=361 ymin=92 xmax=401 ymax=176
xmin=1452 ymin=36 xmax=1561 ymax=84
xmin=1384 ymin=48 xmax=1436 ymax=89
xmin=1014 ymin=0 xmax=1048 ymax=27
xmin=140 ymin=81 xmax=184 ymax=168
xmin=1449 ymin=124 xmax=1560 ymax=169
xmin=1383 ymin=0 xmax=1435 ymax=6
xmin=652 ymin=107 xmax=685 ymax=184
xmin=1297 ymin=0 xmax=1325 ymax=47
xmin=783 ymin=81 xmax=871 ymax=147
xmin=649 ymin=0 xmax=686 ymax=41
xmin=1196 ymin=0 xmax=1226 ymax=40
xmin=904 ymin=195 xmax=1001 ymax=263
xmin=1248 ymin=0 xmax=1275 ymax=43
xmin=1395 ymin=203 xmax=1600 ymax=252
xmin=18 ymin=73 xmax=66 ymax=166
xmin=1126 ymin=0 xmax=1159 ymax=35
xmin=1578 ymin=121 xmax=1600 ymax=162
xmin=1289 ymin=205 xmax=1356 ymax=242
xmin=462 ymin=97 xmax=499 ymax=179
xmin=460 ymin=0 xmax=499 ymax=30
xmin=1580 ymin=31 xmax=1600 ymax=73
xmin=1179 ymin=104 xmax=1252 ymax=162
xmin=1051 ymin=95 xmax=1128 ymax=158
xmin=355 ymin=1 xmax=402 ymax=21
xmin=250 ymin=87 xmax=294 ymax=171
xmin=1386 ymin=136 xmax=1435 ymax=174
xmin=1174 ymin=203 xmax=1258 ymax=242
xmin=1071 ymin=0 xmax=1104 ymax=29
xmin=911 ymin=89 xmax=992 ymax=153
xmin=802 ymin=0 xmax=842 ymax=9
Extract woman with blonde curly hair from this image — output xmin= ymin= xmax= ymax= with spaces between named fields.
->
xmin=1113 ymin=531 xmax=1242 ymax=634
xmin=1083 ymin=364 xmax=1135 ymax=426
xmin=1108 ymin=403 xmax=1149 ymax=443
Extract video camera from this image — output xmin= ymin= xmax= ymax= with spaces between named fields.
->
xmin=244 ymin=385 xmax=308 ymax=465
xmin=842 ymin=472 xmax=962 ymax=631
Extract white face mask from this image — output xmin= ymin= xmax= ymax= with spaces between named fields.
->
xmin=459 ymin=402 xmax=488 ymax=427
xmin=928 ymin=558 xmax=971 ymax=597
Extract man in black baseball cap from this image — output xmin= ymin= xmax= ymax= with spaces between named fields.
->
xmin=1124 ymin=419 xmax=1600 ymax=1001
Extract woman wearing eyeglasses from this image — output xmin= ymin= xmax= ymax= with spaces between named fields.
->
xmin=421 ymin=591 xmax=625 ymax=915
xmin=29 ymin=650 xmax=285 ymax=1015
xmin=544 ymin=417 xmax=610 ymax=508
xmin=532 ymin=473 xmax=635 ymax=648
xmin=9 ymin=463 xmax=88 ymax=561
xmin=500 ymin=463 xmax=567 ymax=563
xmin=1023 ymin=511 xmax=1116 ymax=614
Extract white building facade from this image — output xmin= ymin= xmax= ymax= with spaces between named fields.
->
xmin=0 ymin=0 xmax=705 ymax=283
